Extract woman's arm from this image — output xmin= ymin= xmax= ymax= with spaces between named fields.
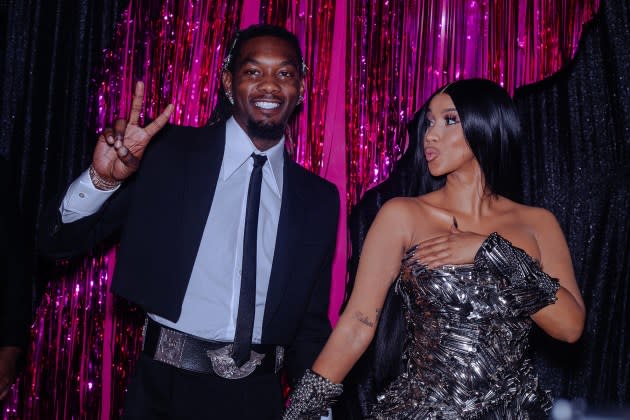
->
xmin=311 ymin=198 xmax=413 ymax=382
xmin=283 ymin=199 xmax=414 ymax=419
xmin=530 ymin=209 xmax=585 ymax=343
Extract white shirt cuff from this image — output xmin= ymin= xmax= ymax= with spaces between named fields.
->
xmin=60 ymin=169 xmax=119 ymax=223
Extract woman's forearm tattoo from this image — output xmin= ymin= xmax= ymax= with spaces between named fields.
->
xmin=353 ymin=309 xmax=381 ymax=328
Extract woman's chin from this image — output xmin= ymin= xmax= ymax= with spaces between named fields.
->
xmin=427 ymin=167 xmax=445 ymax=177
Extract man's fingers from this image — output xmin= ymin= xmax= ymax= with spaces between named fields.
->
xmin=100 ymin=128 xmax=114 ymax=145
xmin=113 ymin=140 xmax=139 ymax=169
xmin=117 ymin=146 xmax=140 ymax=169
xmin=98 ymin=132 xmax=114 ymax=146
xmin=128 ymin=81 xmax=145 ymax=126
xmin=144 ymin=104 xmax=174 ymax=137
xmin=114 ymin=119 xmax=127 ymax=141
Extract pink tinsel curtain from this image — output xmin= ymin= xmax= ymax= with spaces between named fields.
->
xmin=346 ymin=0 xmax=601 ymax=205
xmin=4 ymin=1 xmax=599 ymax=418
xmin=259 ymin=0 xmax=336 ymax=174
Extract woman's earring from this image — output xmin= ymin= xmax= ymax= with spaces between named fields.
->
xmin=226 ymin=92 xmax=234 ymax=105
xmin=297 ymin=95 xmax=304 ymax=105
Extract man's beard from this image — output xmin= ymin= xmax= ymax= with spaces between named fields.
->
xmin=246 ymin=119 xmax=286 ymax=142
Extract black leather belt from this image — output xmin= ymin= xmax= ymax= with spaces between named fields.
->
xmin=142 ymin=318 xmax=283 ymax=379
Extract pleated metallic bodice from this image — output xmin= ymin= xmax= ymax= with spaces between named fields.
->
xmin=369 ymin=246 xmax=552 ymax=419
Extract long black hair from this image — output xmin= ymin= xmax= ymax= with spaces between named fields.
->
xmin=441 ymin=78 xmax=522 ymax=200
xmin=207 ymin=24 xmax=306 ymax=126
xmin=339 ymin=78 xmax=523 ymax=417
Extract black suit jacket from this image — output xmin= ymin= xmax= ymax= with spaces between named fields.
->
xmin=39 ymin=122 xmax=340 ymax=382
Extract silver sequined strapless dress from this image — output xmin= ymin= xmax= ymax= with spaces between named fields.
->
xmin=370 ymin=233 xmax=560 ymax=419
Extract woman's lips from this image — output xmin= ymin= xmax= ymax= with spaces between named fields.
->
xmin=424 ymin=147 xmax=439 ymax=162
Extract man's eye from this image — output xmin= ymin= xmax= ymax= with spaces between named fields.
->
xmin=279 ymin=71 xmax=293 ymax=78
xmin=245 ymin=69 xmax=259 ymax=76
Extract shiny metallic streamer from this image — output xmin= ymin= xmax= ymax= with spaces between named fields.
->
xmin=3 ymin=1 xmax=600 ymax=418
xmin=3 ymin=250 xmax=144 ymax=419
xmin=94 ymin=0 xmax=242 ymax=131
xmin=258 ymin=0 xmax=342 ymax=323
xmin=346 ymin=0 xmax=600 ymax=206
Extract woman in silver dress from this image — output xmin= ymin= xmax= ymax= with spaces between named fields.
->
xmin=285 ymin=79 xmax=586 ymax=419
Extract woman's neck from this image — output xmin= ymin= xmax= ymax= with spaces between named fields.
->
xmin=440 ymin=168 xmax=496 ymax=219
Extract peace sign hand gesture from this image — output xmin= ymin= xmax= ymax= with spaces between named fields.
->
xmin=91 ymin=81 xmax=174 ymax=188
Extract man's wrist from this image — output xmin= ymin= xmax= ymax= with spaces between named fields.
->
xmin=88 ymin=165 xmax=121 ymax=191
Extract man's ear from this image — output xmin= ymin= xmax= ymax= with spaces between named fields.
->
xmin=222 ymin=71 xmax=233 ymax=96
xmin=299 ymin=77 xmax=305 ymax=100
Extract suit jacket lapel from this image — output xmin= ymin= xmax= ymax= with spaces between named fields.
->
xmin=263 ymin=158 xmax=306 ymax=329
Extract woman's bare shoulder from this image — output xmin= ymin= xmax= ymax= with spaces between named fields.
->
xmin=372 ymin=196 xmax=444 ymax=244
xmin=495 ymin=198 xmax=562 ymax=244
xmin=373 ymin=197 xmax=420 ymax=229
xmin=508 ymin=201 xmax=558 ymax=226
xmin=380 ymin=196 xmax=430 ymax=214
xmin=381 ymin=195 xmax=446 ymax=219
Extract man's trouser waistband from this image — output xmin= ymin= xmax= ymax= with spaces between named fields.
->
xmin=142 ymin=318 xmax=284 ymax=379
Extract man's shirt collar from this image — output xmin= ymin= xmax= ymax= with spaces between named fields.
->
xmin=221 ymin=117 xmax=284 ymax=197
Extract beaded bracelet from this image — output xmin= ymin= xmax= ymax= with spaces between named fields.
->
xmin=88 ymin=164 xmax=121 ymax=191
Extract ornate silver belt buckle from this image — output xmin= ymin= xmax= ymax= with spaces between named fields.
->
xmin=154 ymin=328 xmax=186 ymax=368
xmin=206 ymin=345 xmax=265 ymax=380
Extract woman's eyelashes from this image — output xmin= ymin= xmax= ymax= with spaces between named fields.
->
xmin=444 ymin=114 xmax=460 ymax=125
xmin=425 ymin=114 xmax=460 ymax=127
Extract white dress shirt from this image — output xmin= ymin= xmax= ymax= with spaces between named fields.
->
xmin=60 ymin=117 xmax=284 ymax=343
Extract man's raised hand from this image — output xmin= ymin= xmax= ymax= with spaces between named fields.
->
xmin=92 ymin=81 xmax=174 ymax=188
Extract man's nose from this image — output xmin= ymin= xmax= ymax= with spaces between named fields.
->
xmin=257 ymin=74 xmax=281 ymax=93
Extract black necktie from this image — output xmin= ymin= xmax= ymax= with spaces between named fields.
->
xmin=232 ymin=153 xmax=267 ymax=367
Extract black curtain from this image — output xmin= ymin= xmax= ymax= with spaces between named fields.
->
xmin=515 ymin=0 xmax=630 ymax=408
xmin=0 ymin=0 xmax=129 ymax=297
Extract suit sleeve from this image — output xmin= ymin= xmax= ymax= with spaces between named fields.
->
xmin=285 ymin=184 xmax=340 ymax=384
xmin=38 ymin=177 xmax=135 ymax=259
xmin=38 ymin=124 xmax=177 ymax=259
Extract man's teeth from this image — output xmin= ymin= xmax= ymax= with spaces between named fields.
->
xmin=255 ymin=101 xmax=280 ymax=110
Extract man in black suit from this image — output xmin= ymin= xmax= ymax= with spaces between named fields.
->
xmin=0 ymin=156 xmax=29 ymax=403
xmin=39 ymin=25 xmax=339 ymax=419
